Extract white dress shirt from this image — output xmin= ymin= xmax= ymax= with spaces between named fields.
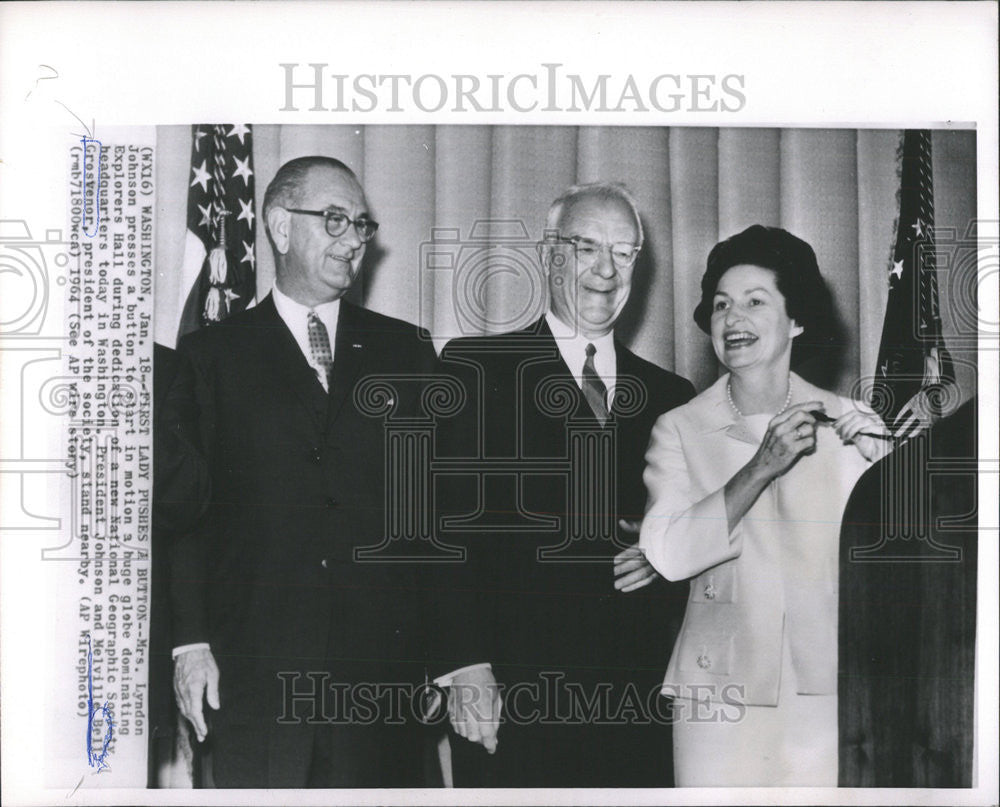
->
xmin=272 ymin=283 xmax=341 ymax=392
xmin=544 ymin=311 xmax=617 ymax=409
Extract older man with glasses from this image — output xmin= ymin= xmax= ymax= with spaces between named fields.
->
xmin=433 ymin=182 xmax=695 ymax=787
xmin=162 ymin=155 xmax=437 ymax=788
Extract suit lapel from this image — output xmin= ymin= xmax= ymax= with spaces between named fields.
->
xmin=327 ymin=300 xmax=366 ymax=425
xmin=257 ymin=295 xmax=329 ymax=432
xmin=608 ymin=340 xmax=636 ymax=422
xmin=699 ymin=373 xmax=774 ymax=446
xmin=531 ymin=321 xmax=596 ymax=425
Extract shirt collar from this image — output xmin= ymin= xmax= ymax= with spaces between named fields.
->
xmin=544 ymin=310 xmax=616 ymax=387
xmin=272 ymin=283 xmax=342 ymax=364
xmin=700 ymin=371 xmax=832 ymax=442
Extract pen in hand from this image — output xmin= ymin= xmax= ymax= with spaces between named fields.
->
xmin=809 ymin=410 xmax=895 ymax=441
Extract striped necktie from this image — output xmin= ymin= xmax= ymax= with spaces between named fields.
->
xmin=307 ymin=311 xmax=334 ymax=390
xmin=582 ymin=343 xmax=609 ymax=424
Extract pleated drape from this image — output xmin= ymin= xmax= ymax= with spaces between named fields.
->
xmin=154 ymin=125 xmax=978 ymax=400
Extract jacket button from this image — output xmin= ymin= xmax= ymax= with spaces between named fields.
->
xmin=320 ymin=558 xmax=328 ymax=569
xmin=325 ymin=497 xmax=338 ymax=508
xmin=696 ymin=653 xmax=712 ymax=670
xmin=310 ymin=447 xmax=322 ymax=463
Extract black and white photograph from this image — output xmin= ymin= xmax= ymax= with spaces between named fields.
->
xmin=0 ymin=3 xmax=996 ymax=806
xmin=147 ymin=123 xmax=980 ymax=792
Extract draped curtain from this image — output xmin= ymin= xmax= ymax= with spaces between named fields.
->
xmin=154 ymin=125 xmax=977 ymax=401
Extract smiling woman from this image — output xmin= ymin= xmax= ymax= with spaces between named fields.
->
xmin=638 ymin=225 xmax=891 ymax=786
xmin=693 ymin=224 xmax=839 ymax=374
xmin=709 ymin=264 xmax=804 ymax=374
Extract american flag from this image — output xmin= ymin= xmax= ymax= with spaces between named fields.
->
xmin=871 ymin=129 xmax=956 ymax=441
xmin=174 ymin=124 xmax=256 ymax=342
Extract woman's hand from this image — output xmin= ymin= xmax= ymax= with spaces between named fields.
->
xmin=723 ymin=402 xmax=824 ymax=534
xmin=833 ymin=409 xmax=891 ymax=462
xmin=747 ymin=402 xmax=825 ymax=483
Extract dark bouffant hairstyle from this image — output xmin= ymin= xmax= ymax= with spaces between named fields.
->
xmin=693 ymin=224 xmax=839 ymax=363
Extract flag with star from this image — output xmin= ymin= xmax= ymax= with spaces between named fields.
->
xmin=172 ymin=124 xmax=256 ymax=343
xmin=871 ymin=129 xmax=956 ymax=440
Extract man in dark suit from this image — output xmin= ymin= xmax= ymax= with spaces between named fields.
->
xmin=432 ymin=183 xmax=695 ymax=787
xmin=150 ymin=341 xmax=209 ymax=785
xmin=162 ymin=156 xmax=437 ymax=787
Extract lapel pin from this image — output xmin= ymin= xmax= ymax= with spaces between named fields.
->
xmin=352 ymin=343 xmax=363 ymax=349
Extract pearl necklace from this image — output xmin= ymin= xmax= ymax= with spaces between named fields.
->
xmin=727 ymin=376 xmax=792 ymax=418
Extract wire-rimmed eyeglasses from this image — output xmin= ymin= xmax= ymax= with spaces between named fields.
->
xmin=286 ymin=208 xmax=379 ymax=243
xmin=554 ymin=236 xmax=641 ymax=270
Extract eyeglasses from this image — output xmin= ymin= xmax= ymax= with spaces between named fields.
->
xmin=555 ymin=236 xmax=641 ymax=270
xmin=285 ymin=208 xmax=379 ymax=243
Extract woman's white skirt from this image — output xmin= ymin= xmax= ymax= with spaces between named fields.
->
xmin=671 ymin=633 xmax=837 ymax=787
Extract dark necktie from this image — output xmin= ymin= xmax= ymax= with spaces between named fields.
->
xmin=307 ymin=312 xmax=334 ymax=390
xmin=582 ymin=343 xmax=609 ymax=424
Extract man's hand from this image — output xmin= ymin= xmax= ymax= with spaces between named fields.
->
xmin=448 ymin=666 xmax=501 ymax=753
xmin=614 ymin=520 xmax=661 ymax=592
xmin=173 ymin=647 xmax=220 ymax=742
